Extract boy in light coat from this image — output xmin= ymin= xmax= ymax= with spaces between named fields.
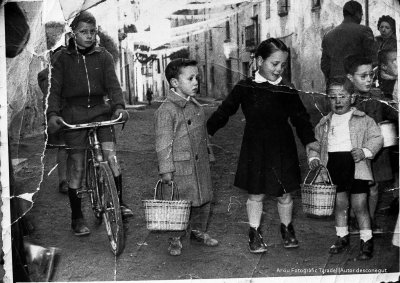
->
xmin=154 ymin=58 xmax=218 ymax=256
xmin=308 ymin=80 xmax=383 ymax=260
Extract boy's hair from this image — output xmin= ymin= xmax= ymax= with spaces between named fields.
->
xmin=343 ymin=54 xmax=372 ymax=75
xmin=70 ymin=11 xmax=96 ymax=30
xmin=378 ymin=45 xmax=397 ymax=65
xmin=255 ymin=38 xmax=288 ymax=59
xmin=165 ymin=58 xmax=197 ymax=85
xmin=328 ymin=79 xmax=355 ymax=96
xmin=377 ymin=15 xmax=396 ymax=35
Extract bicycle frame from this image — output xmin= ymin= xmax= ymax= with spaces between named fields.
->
xmin=59 ymin=114 xmax=126 ymax=255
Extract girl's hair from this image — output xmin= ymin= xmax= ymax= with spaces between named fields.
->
xmin=255 ymin=38 xmax=289 ymax=59
xmin=377 ymin=15 xmax=396 ymax=35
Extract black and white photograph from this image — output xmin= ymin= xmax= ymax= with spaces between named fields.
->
xmin=1 ymin=0 xmax=399 ymax=282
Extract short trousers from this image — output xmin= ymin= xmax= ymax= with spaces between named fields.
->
xmin=46 ymin=129 xmax=66 ymax=149
xmin=61 ymin=103 xmax=115 ymax=152
xmin=327 ymin=152 xmax=369 ymax=194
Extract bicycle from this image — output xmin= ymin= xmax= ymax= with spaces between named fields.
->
xmin=60 ymin=114 xmax=125 ymax=256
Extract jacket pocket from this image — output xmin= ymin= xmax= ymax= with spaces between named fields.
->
xmin=174 ymin=151 xmax=193 ymax=175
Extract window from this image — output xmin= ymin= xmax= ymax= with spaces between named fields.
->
xmin=278 ymin=0 xmax=289 ymax=17
xmin=312 ymin=0 xmax=321 ymax=11
xmin=225 ymin=21 xmax=231 ymax=42
xmin=245 ymin=24 xmax=256 ymax=49
xmin=265 ymin=0 xmax=270 ymax=19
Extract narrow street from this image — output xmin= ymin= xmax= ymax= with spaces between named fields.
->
xmin=11 ymin=101 xmax=399 ymax=282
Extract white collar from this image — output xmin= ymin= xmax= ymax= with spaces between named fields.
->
xmin=254 ymin=71 xmax=282 ymax=85
xmin=171 ymin=88 xmax=191 ymax=101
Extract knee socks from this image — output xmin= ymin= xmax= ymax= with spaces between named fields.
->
xmin=360 ymin=229 xmax=373 ymax=242
xmin=68 ymin=187 xmax=82 ymax=219
xmin=277 ymin=200 xmax=293 ymax=226
xmin=335 ymin=226 xmax=349 ymax=238
xmin=246 ymin=199 xmax=263 ymax=229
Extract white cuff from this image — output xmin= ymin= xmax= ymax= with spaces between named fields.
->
xmin=362 ymin=148 xmax=373 ymax=159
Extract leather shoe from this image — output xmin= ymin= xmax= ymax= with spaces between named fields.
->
xmin=357 ymin=238 xmax=373 ymax=260
xmin=280 ymin=223 xmax=299 ymax=248
xmin=71 ymin=218 xmax=90 ymax=236
xmin=249 ymin=227 xmax=268 ymax=253
xmin=190 ymin=230 xmax=219 ymax=246
xmin=120 ymin=203 xmax=134 ymax=218
xmin=329 ymin=235 xmax=349 ymax=254
xmin=168 ymin=237 xmax=182 ymax=256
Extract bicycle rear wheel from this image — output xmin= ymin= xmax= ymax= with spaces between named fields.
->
xmin=97 ymin=163 xmax=125 ymax=256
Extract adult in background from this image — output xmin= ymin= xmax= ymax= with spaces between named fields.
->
xmin=375 ymin=15 xmax=397 ymax=98
xmin=321 ymin=0 xmax=375 ymax=90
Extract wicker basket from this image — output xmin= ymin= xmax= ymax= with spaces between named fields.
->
xmin=301 ymin=165 xmax=337 ymax=217
xmin=142 ymin=180 xmax=191 ymax=231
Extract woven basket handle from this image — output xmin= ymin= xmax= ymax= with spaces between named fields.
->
xmin=153 ymin=180 xmax=180 ymax=200
xmin=303 ymin=165 xmax=334 ymax=185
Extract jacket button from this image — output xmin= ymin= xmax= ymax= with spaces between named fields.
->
xmin=195 ymin=154 xmax=198 ymax=161
xmin=188 ymin=119 xmax=191 ymax=125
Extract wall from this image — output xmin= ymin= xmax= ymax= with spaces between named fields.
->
xmin=259 ymin=0 xmax=397 ymax=94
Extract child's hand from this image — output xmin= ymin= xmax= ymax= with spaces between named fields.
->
xmin=113 ymin=109 xmax=129 ymax=122
xmin=161 ymin=173 xmax=173 ymax=185
xmin=309 ymin=159 xmax=320 ymax=170
xmin=47 ymin=116 xmax=63 ymax=134
xmin=351 ymin=148 xmax=365 ymax=163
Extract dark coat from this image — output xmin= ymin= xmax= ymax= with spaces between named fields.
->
xmin=321 ymin=18 xmax=375 ymax=85
xmin=47 ymin=43 xmax=125 ymax=119
xmin=207 ymin=78 xmax=316 ymax=196
xmin=154 ymin=90 xmax=213 ymax=206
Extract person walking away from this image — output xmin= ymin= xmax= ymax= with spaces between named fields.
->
xmin=207 ymin=38 xmax=318 ymax=253
xmin=154 ymin=58 xmax=218 ymax=256
xmin=46 ymin=11 xmax=133 ymax=237
xmin=146 ymin=88 xmax=153 ymax=105
xmin=321 ymin=0 xmax=375 ymax=90
xmin=309 ymin=80 xmax=383 ymax=260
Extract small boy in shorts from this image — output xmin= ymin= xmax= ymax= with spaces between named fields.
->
xmin=46 ymin=11 xmax=132 ymax=236
xmin=308 ymin=80 xmax=383 ymax=260
xmin=154 ymin=58 xmax=218 ymax=256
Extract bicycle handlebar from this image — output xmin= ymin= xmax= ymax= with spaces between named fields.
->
xmin=59 ymin=113 xmax=125 ymax=130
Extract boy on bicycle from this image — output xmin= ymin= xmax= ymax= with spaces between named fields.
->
xmin=46 ymin=11 xmax=133 ymax=236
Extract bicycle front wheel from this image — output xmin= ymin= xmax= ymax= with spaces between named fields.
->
xmin=98 ymin=163 xmax=125 ymax=256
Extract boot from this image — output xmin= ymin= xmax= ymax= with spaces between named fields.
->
xmin=168 ymin=237 xmax=182 ymax=256
xmin=357 ymin=238 xmax=373 ymax=260
xmin=114 ymin=175 xmax=133 ymax=218
xmin=68 ymin=188 xmax=90 ymax=236
xmin=248 ymin=227 xmax=268 ymax=253
xmin=329 ymin=234 xmax=350 ymax=254
xmin=190 ymin=230 xmax=218 ymax=246
xmin=280 ymin=223 xmax=299 ymax=248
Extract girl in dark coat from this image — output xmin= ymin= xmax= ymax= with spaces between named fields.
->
xmin=207 ymin=38 xmax=317 ymax=253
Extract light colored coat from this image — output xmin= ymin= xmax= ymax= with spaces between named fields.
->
xmin=154 ymin=90 xmax=213 ymax=206
xmin=308 ymin=108 xmax=383 ymax=181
